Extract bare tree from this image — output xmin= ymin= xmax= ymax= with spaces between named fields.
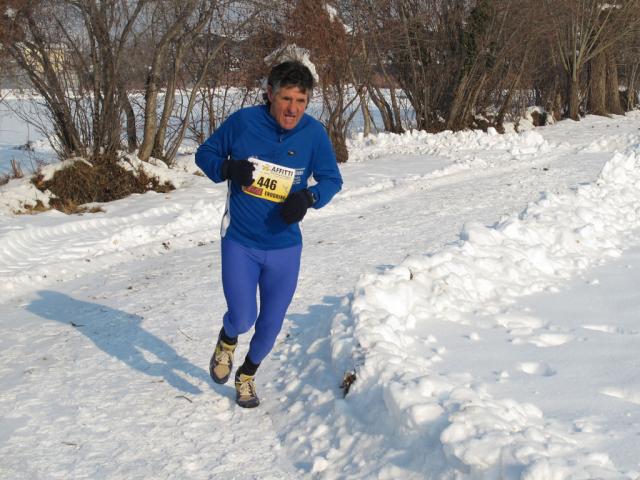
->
xmin=618 ymin=27 xmax=640 ymax=110
xmin=136 ymin=1 xmax=266 ymax=164
xmin=75 ymin=0 xmax=147 ymax=158
xmin=2 ymin=2 xmax=84 ymax=157
xmin=279 ymin=0 xmax=359 ymax=162
xmin=346 ymin=0 xmax=404 ymax=134
xmin=1 ymin=0 xmax=146 ymax=159
xmin=136 ymin=0 xmax=201 ymax=162
xmin=165 ymin=3 xmax=267 ymax=162
xmin=543 ymin=0 xmax=640 ymax=120
xmin=185 ymin=11 xmax=282 ymax=146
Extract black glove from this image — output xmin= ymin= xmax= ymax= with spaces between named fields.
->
xmin=221 ymin=159 xmax=254 ymax=187
xmin=280 ymin=189 xmax=315 ymax=224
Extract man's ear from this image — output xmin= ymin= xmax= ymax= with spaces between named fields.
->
xmin=267 ymin=85 xmax=274 ymax=103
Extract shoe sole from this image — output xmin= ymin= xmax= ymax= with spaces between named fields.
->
xmin=210 ymin=373 xmax=230 ymax=384
xmin=236 ymin=398 xmax=260 ymax=408
xmin=209 ymin=362 xmax=231 ymax=384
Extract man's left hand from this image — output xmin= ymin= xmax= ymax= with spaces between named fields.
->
xmin=280 ymin=189 xmax=314 ymax=224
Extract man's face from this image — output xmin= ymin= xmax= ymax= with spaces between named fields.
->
xmin=268 ymin=85 xmax=309 ymax=130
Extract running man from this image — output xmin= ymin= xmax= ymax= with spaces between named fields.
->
xmin=195 ymin=61 xmax=343 ymax=408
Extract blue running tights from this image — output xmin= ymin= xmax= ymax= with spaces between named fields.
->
xmin=221 ymin=237 xmax=302 ymax=364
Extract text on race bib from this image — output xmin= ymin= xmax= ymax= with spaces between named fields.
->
xmin=242 ymin=158 xmax=295 ymax=203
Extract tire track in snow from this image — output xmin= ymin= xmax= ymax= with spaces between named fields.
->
xmin=0 ymin=199 xmax=223 ymax=301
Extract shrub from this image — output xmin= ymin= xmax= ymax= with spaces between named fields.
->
xmin=34 ymin=156 xmax=174 ymax=214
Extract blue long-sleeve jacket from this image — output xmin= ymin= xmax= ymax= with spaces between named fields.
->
xmin=195 ymin=105 xmax=343 ymax=249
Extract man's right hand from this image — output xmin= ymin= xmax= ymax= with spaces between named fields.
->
xmin=221 ymin=159 xmax=255 ymax=187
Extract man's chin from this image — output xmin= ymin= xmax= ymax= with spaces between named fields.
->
xmin=281 ymin=118 xmax=300 ymax=129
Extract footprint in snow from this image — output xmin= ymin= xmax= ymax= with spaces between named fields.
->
xmin=600 ymin=387 xmax=640 ymax=405
xmin=527 ymin=332 xmax=573 ymax=347
xmin=517 ymin=361 xmax=556 ymax=377
xmin=582 ymin=324 xmax=638 ymax=335
xmin=495 ymin=313 xmax=573 ymax=347
xmin=494 ymin=313 xmax=545 ymax=335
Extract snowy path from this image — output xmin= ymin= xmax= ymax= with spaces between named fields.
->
xmin=1 ymin=248 xmax=299 ymax=480
xmin=2 ymin=113 xmax=640 ymax=478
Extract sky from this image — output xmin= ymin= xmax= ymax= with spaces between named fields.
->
xmin=1 ymin=104 xmax=640 ymax=479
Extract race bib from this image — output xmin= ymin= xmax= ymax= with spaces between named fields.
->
xmin=242 ymin=158 xmax=295 ymax=203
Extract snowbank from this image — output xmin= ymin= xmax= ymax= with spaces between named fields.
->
xmin=333 ymin=148 xmax=640 ymax=478
xmin=347 ymin=127 xmax=552 ymax=165
xmin=0 ymin=177 xmax=52 ymax=212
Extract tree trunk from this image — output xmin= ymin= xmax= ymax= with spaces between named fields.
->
xmin=605 ymin=50 xmax=623 ymax=115
xmin=360 ymin=92 xmax=372 ymax=137
xmin=328 ymin=127 xmax=348 ymax=163
xmin=369 ymin=86 xmax=393 ymax=132
xmin=151 ymin=48 xmax=184 ymax=161
xmin=496 ymin=54 xmax=528 ymax=131
xmin=447 ymin=72 xmax=475 ymax=130
xmin=389 ymin=87 xmax=404 ymax=133
xmin=121 ymin=93 xmax=137 ymax=153
xmin=138 ymin=71 xmax=161 ymax=162
xmin=352 ymin=79 xmax=371 ymax=137
xmin=627 ymin=64 xmax=638 ymax=111
xmin=588 ymin=50 xmax=607 ymax=115
xmin=568 ymin=72 xmax=581 ymax=121
xmin=138 ymin=2 xmax=195 ymax=162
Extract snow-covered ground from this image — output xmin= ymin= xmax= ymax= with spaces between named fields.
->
xmin=2 ymin=110 xmax=640 ymax=479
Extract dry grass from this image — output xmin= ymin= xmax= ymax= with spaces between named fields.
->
xmin=530 ymin=110 xmax=549 ymax=127
xmin=47 ymin=200 xmax=106 ymax=215
xmin=1 ymin=159 xmax=25 ymax=186
xmin=16 ymin=200 xmax=49 ymax=215
xmin=340 ymin=370 xmax=357 ymax=397
xmin=33 ymin=156 xmax=174 ymax=214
